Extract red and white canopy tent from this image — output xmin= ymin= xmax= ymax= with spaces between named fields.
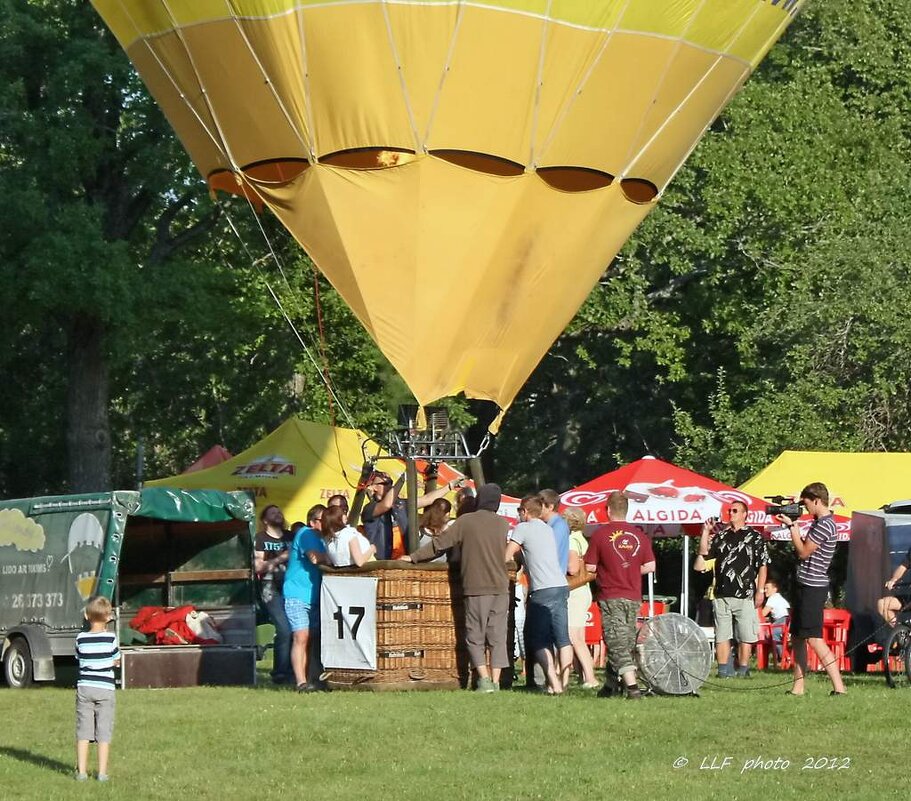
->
xmin=182 ymin=444 xmax=233 ymax=474
xmin=560 ymin=456 xmax=773 ymax=616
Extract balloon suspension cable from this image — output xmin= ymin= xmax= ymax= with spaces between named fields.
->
xmin=311 ymin=266 xmax=336 ymax=427
xmin=218 ymin=196 xmax=357 ymax=434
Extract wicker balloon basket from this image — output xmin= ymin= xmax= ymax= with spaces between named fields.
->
xmin=320 ymin=561 xmax=515 ymax=691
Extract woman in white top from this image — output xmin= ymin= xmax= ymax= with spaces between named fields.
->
xmin=562 ymin=507 xmax=598 ymax=689
xmin=322 ymin=506 xmax=376 ymax=567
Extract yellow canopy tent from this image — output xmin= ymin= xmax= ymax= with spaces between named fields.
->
xmin=147 ymin=417 xmax=396 ymax=525
xmin=740 ymin=451 xmax=911 ymax=518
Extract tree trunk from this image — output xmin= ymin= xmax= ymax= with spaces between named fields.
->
xmin=66 ymin=314 xmax=111 ymax=492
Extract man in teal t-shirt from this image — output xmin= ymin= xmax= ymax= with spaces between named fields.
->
xmin=284 ymin=505 xmax=328 ymax=691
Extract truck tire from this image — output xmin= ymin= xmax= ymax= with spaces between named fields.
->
xmin=3 ymin=637 xmax=34 ymax=689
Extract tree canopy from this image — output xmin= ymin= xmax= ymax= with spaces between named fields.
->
xmin=1 ymin=0 xmax=910 ymax=499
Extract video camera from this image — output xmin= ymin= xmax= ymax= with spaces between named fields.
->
xmin=764 ymin=495 xmax=803 ymax=518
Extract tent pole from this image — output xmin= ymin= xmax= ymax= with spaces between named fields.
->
xmin=348 ymin=461 xmax=374 ymax=528
xmin=467 ymin=456 xmax=486 ymax=487
xmin=647 ymin=572 xmax=655 ymax=618
xmin=405 ymin=457 xmax=420 ymax=553
xmin=682 ymin=534 xmax=690 ymax=618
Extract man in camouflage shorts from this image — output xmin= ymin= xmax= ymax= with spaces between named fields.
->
xmin=584 ymin=492 xmax=656 ymax=699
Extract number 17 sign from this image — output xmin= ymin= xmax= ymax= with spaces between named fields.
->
xmin=320 ymin=575 xmax=378 ymax=670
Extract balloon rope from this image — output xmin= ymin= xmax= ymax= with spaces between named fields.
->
xmin=219 ymin=199 xmax=357 ymax=433
xmin=112 ymin=0 xmax=231 ymax=165
xmin=157 ymin=0 xmax=242 ymax=171
xmin=222 ymin=0 xmax=313 ymax=157
xmin=312 ymin=267 xmax=336 ymax=427
xmin=620 ymin=1 xmax=760 ymax=185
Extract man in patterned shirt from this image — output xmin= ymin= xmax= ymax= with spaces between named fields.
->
xmin=777 ymin=482 xmax=846 ymax=696
xmin=695 ymin=500 xmax=769 ymax=678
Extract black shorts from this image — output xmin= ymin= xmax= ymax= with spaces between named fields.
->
xmin=792 ymin=584 xmax=828 ymax=639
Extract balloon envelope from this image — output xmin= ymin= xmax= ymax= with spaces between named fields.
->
xmin=92 ymin=0 xmax=803 ymax=414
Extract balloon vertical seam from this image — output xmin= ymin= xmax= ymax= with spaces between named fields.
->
xmin=111 ymin=0 xmax=233 ymax=169
xmin=527 ymin=0 xmax=552 ymax=170
xmin=633 ymin=0 xmax=771 ymax=191
xmin=617 ymin=0 xmax=710 ymax=177
xmin=157 ymin=0 xmax=242 ymax=172
xmin=421 ymin=1 xmax=466 ymax=150
xmin=380 ymin=0 xmax=425 ymax=154
xmin=534 ymin=0 xmax=632 ymax=167
xmin=296 ymin=5 xmax=319 ymax=161
xmin=620 ymin=0 xmax=764 ymax=188
xmin=223 ymin=0 xmax=315 ymax=162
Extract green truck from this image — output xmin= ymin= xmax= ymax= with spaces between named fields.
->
xmin=0 ymin=488 xmax=258 ymax=689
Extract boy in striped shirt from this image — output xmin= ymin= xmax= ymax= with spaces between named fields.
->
xmin=75 ymin=596 xmax=120 ymax=782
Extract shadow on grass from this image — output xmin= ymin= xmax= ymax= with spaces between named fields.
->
xmin=0 ymin=746 xmax=72 ymax=775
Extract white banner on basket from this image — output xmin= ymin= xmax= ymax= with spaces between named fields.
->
xmin=320 ymin=576 xmax=378 ymax=670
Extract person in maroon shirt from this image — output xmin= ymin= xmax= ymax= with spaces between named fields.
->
xmin=584 ymin=491 xmax=655 ymax=699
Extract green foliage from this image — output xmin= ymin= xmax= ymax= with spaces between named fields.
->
xmin=494 ymin=0 xmax=911 ymax=491
xmin=0 ymin=0 xmax=408 ymax=493
xmin=2 ymin=0 xmax=911 ymax=500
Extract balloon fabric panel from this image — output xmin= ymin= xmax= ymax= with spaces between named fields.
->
xmin=91 ymin=0 xmax=804 ymax=417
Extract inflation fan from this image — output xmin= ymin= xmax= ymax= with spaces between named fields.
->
xmin=637 ymin=613 xmax=712 ymax=695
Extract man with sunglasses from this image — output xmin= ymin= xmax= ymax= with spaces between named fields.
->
xmin=694 ymin=500 xmax=770 ymax=678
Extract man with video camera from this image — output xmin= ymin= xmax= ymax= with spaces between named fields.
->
xmin=775 ymin=482 xmax=846 ymax=696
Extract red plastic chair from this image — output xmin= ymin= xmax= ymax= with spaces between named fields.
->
xmin=638 ymin=601 xmax=667 ymax=617
xmin=823 ymin=608 xmax=851 ymax=671
xmin=584 ymin=602 xmax=605 ymax=668
xmin=756 ymin=619 xmax=791 ymax=669
xmin=777 ymin=620 xmax=793 ymax=669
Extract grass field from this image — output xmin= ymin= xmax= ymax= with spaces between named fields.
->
xmin=0 ymin=664 xmax=900 ymax=801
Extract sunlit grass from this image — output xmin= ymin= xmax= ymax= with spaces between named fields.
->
xmin=0 ymin=667 xmax=899 ymax=801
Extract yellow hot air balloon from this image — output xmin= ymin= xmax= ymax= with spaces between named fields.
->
xmin=92 ymin=0 xmax=802 ymax=422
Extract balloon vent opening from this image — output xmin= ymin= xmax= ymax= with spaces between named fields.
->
xmin=538 ymin=167 xmax=613 ymax=192
xmin=208 ymin=159 xmax=310 ymax=194
xmin=430 ymin=150 xmax=525 ymax=177
xmin=620 ymin=178 xmax=659 ymax=204
xmin=321 ymin=148 xmax=417 ymax=169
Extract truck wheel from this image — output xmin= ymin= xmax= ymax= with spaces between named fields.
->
xmin=3 ymin=638 xmax=34 ymax=689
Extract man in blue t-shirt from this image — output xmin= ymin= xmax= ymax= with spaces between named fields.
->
xmin=540 ymin=489 xmax=570 ymax=574
xmin=284 ymin=504 xmax=328 ymax=692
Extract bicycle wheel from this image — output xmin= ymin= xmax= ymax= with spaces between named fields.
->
xmin=883 ymin=624 xmax=911 ymax=688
